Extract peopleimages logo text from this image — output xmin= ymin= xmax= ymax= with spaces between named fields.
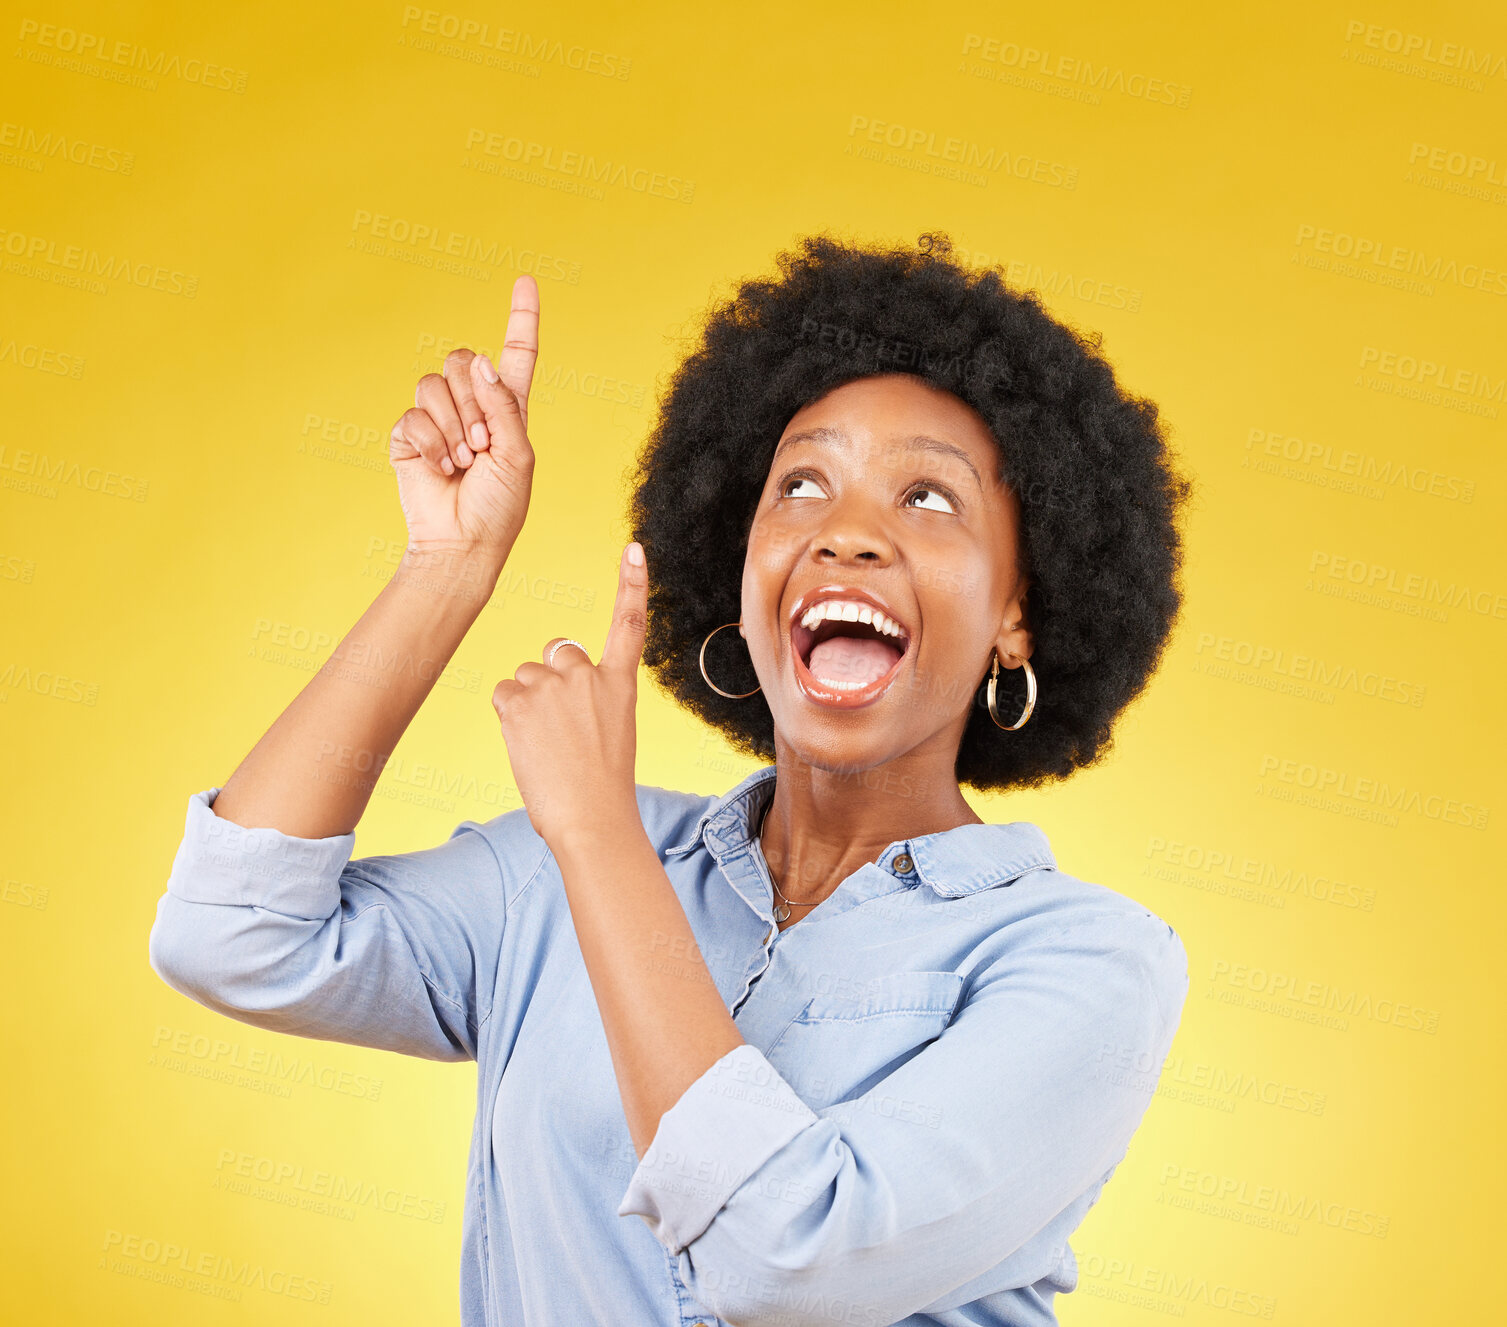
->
xmin=1294 ymin=224 xmax=1507 ymax=296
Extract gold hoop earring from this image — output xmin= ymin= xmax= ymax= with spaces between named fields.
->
xmin=699 ymin=622 xmax=762 ymax=699
xmin=986 ymin=652 xmax=1036 ymax=731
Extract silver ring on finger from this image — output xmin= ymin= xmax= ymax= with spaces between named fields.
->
xmin=546 ymin=639 xmax=590 ymax=669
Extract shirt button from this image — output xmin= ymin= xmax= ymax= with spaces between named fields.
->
xmin=892 ymin=853 xmax=913 ymax=874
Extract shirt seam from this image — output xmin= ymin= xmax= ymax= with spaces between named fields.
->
xmin=1103 ymin=930 xmax=1181 ymax=1043
xmin=690 ymin=768 xmax=779 ymax=856
xmin=337 ymin=895 xmax=481 ymax=1046
xmin=798 ymin=1004 xmax=958 ymax=1025
xmin=923 ymin=850 xmax=1057 ymax=895
xmin=476 ymin=830 xmax=551 ymax=1036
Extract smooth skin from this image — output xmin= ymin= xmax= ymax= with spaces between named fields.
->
xmin=740 ymin=377 xmax=1033 ymax=914
xmin=208 ymin=273 xmax=1031 ymax=1160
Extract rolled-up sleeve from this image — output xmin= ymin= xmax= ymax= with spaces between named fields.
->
xmin=147 ymin=787 xmax=526 ymax=1062
xmin=617 ymin=916 xmax=1189 ymax=1326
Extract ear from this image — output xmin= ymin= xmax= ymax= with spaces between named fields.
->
xmin=993 ymin=583 xmax=1033 ymax=667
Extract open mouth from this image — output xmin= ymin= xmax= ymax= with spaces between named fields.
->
xmin=788 ymin=591 xmax=913 ymax=709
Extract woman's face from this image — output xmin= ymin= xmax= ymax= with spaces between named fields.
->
xmin=740 ymin=373 xmax=1031 ymax=775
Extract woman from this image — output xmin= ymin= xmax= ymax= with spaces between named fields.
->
xmin=149 ymin=231 xmax=1194 ymax=1327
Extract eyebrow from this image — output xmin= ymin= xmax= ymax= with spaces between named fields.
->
xmin=773 ymin=426 xmax=984 ymax=491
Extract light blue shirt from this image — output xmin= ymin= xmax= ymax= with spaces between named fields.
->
xmin=148 ymin=762 xmax=1189 ymax=1327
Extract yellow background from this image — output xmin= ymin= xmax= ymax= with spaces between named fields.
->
xmin=3 ymin=0 xmax=1503 ymax=1321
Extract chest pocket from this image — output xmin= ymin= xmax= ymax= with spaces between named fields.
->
xmin=765 ymin=970 xmax=965 ymax=1112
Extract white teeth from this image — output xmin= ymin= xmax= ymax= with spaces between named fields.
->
xmin=796 ymin=599 xmax=907 ymax=639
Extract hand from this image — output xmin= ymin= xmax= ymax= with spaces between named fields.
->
xmin=492 ymin=543 xmax=649 ymax=849
xmin=388 ymin=274 xmax=540 ymax=570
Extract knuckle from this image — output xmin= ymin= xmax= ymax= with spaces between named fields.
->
xmin=399 ymin=408 xmax=434 ymax=441
xmin=443 ymin=347 xmax=475 ymax=373
xmin=490 ymin=447 xmax=534 ymax=485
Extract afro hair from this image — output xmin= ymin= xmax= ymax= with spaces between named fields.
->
xmin=627 ymin=230 xmax=1193 ymax=792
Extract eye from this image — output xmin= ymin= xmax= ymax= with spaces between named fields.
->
xmin=906 ymin=486 xmax=957 ymax=514
xmin=778 ymin=473 xmax=826 ymax=499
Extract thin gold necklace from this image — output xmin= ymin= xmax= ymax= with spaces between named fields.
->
xmin=757 ymin=800 xmax=820 ymax=924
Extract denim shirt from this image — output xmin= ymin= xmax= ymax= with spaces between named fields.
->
xmin=148 ymin=762 xmax=1189 ymax=1327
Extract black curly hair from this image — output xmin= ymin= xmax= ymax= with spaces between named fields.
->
xmin=627 ymin=230 xmax=1193 ymax=793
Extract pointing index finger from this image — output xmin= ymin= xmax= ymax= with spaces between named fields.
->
xmin=498 ymin=275 xmax=540 ymax=429
xmin=600 ymin=542 xmax=649 ymax=675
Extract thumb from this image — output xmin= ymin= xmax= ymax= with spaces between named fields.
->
xmin=469 ymin=351 xmax=533 ymax=455
xmin=600 ymin=542 xmax=649 ymax=675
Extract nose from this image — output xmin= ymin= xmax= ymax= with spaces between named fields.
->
xmin=811 ymin=493 xmax=894 ymax=566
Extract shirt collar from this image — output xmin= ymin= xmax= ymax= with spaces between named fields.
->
xmin=663 ymin=764 xmax=1056 ymax=896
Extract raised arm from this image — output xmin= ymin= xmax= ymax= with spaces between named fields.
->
xmin=148 ymin=276 xmax=547 ymax=1060
xmin=212 ymin=274 xmax=542 ymax=839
